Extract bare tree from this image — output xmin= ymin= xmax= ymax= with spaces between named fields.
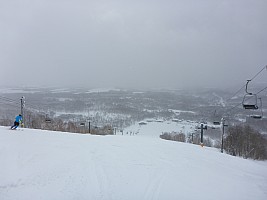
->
xmin=224 ymin=125 xmax=267 ymax=160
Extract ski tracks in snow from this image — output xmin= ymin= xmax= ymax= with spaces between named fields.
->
xmin=143 ymin=169 xmax=166 ymax=200
xmin=89 ymin=150 xmax=114 ymax=200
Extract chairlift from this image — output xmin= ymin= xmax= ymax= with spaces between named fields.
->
xmin=45 ymin=119 xmax=52 ymax=123
xmin=213 ymin=110 xmax=221 ymax=125
xmin=250 ymin=98 xmax=263 ymax=119
xmin=80 ymin=122 xmax=85 ymax=126
xmin=213 ymin=121 xmax=220 ymax=125
xmin=242 ymin=80 xmax=258 ymax=110
xmin=45 ymin=114 xmax=52 ymax=123
xmin=250 ymin=115 xmax=262 ymax=119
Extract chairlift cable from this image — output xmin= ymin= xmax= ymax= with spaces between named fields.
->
xmin=26 ymin=101 xmax=52 ymax=110
xmin=0 ymin=96 xmax=20 ymax=104
xmin=222 ymin=65 xmax=267 ymax=115
xmin=0 ymin=101 xmax=21 ymax=109
xmin=225 ymin=85 xmax=246 ymax=102
xmin=0 ymin=101 xmax=20 ymax=108
xmin=250 ymin=65 xmax=267 ymax=81
xmin=225 ymin=85 xmax=267 ymax=116
xmin=0 ymin=100 xmax=21 ymax=107
xmin=225 ymin=65 xmax=267 ymax=102
xmin=21 ymin=98 xmax=52 ymax=111
xmin=0 ymin=95 xmax=51 ymax=111
xmin=0 ymin=95 xmax=49 ymax=115
xmin=256 ymin=86 xmax=267 ymax=95
xmin=0 ymin=98 xmax=20 ymax=105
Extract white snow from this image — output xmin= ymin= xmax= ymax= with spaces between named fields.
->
xmin=54 ymin=110 xmax=131 ymax=122
xmin=168 ymin=109 xmax=196 ymax=114
xmin=0 ymin=126 xmax=267 ymax=200
xmin=212 ymin=92 xmax=226 ymax=107
xmin=123 ymin=120 xmax=197 ymax=138
xmin=85 ymin=88 xmax=122 ymax=94
xmin=0 ymin=88 xmax=40 ymax=94
xmin=57 ymin=98 xmax=73 ymax=102
xmin=50 ymin=88 xmax=71 ymax=93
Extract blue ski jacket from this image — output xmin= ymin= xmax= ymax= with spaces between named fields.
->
xmin=15 ymin=115 xmax=22 ymax=123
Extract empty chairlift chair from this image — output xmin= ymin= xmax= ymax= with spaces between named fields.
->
xmin=242 ymin=80 xmax=259 ymax=110
xmin=242 ymin=94 xmax=259 ymax=109
xmin=250 ymin=98 xmax=263 ymax=119
xmin=213 ymin=121 xmax=221 ymax=125
xmin=213 ymin=110 xmax=221 ymax=125
xmin=45 ymin=114 xmax=52 ymax=123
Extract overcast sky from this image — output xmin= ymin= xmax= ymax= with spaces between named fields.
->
xmin=0 ymin=0 xmax=266 ymax=89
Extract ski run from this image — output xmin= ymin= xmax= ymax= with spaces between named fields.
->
xmin=0 ymin=125 xmax=267 ymax=200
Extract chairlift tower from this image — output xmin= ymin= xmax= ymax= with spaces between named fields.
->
xmin=20 ymin=96 xmax=25 ymax=127
xmin=199 ymin=123 xmax=207 ymax=147
xmin=221 ymin=118 xmax=228 ymax=153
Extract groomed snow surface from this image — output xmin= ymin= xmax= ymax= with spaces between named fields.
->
xmin=0 ymin=126 xmax=267 ymax=200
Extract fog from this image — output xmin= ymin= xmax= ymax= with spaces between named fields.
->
xmin=1 ymin=0 xmax=266 ymax=89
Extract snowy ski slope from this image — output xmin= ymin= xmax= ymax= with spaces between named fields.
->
xmin=0 ymin=126 xmax=267 ymax=200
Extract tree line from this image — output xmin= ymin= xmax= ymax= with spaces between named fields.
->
xmin=224 ymin=125 xmax=267 ymax=160
xmin=0 ymin=112 xmax=114 ymax=135
xmin=160 ymin=124 xmax=267 ymax=160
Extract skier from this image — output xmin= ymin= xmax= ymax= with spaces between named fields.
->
xmin=11 ymin=114 xmax=23 ymax=130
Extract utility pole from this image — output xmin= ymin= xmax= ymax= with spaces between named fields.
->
xmin=88 ymin=121 xmax=91 ymax=133
xmin=20 ymin=96 xmax=25 ymax=127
